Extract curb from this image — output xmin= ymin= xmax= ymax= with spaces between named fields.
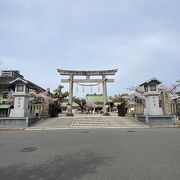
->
xmin=0 ymin=128 xmax=25 ymax=131
xmin=26 ymin=126 xmax=150 ymax=131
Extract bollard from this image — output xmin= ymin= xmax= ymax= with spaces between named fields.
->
xmin=173 ymin=115 xmax=177 ymax=125
xmin=145 ymin=115 xmax=149 ymax=125
xmin=26 ymin=117 xmax=29 ymax=127
xmin=135 ymin=114 xmax=137 ymax=121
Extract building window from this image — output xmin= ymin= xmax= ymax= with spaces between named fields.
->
xmin=17 ymin=85 xmax=24 ymax=92
xmin=144 ymin=85 xmax=148 ymax=92
xmin=3 ymin=92 xmax=8 ymax=99
xmin=150 ymin=85 xmax=156 ymax=91
xmin=26 ymin=87 xmax=29 ymax=93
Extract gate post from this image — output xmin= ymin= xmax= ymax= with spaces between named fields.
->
xmin=102 ymin=75 xmax=109 ymax=116
xmin=67 ymin=75 xmax=74 ymax=116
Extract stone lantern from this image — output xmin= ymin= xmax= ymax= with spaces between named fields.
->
xmin=140 ymin=78 xmax=163 ymax=116
xmin=9 ymin=78 xmax=30 ymax=118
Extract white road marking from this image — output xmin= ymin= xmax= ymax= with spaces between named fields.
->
xmin=102 ymin=117 xmax=109 ymax=127
xmin=70 ymin=117 xmax=76 ymax=127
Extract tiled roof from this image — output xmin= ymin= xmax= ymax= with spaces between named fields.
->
xmin=0 ymin=77 xmax=14 ymax=85
xmin=140 ymin=77 xmax=162 ymax=86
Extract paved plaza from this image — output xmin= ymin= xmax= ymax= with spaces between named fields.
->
xmin=0 ymin=128 xmax=180 ymax=180
xmin=29 ymin=115 xmax=146 ymax=130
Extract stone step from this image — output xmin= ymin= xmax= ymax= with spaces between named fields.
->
xmin=74 ymin=124 xmax=105 ymax=126
xmin=73 ymin=125 xmax=106 ymax=127
xmin=73 ymin=121 xmax=105 ymax=123
xmin=73 ymin=123 xmax=106 ymax=126
xmin=72 ymin=118 xmax=107 ymax=127
xmin=74 ymin=120 xmax=104 ymax=122
xmin=74 ymin=119 xmax=104 ymax=121
xmin=74 ymin=121 xmax=104 ymax=124
xmin=73 ymin=124 xmax=106 ymax=126
xmin=75 ymin=120 xmax=104 ymax=121
xmin=75 ymin=117 xmax=103 ymax=119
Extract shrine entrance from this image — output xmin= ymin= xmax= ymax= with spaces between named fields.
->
xmin=57 ymin=69 xmax=118 ymax=116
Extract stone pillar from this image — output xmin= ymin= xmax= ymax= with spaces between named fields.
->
xmin=102 ymin=75 xmax=107 ymax=104
xmin=10 ymin=84 xmax=30 ymax=118
xmin=102 ymin=75 xmax=109 ymax=116
xmin=68 ymin=74 xmax=74 ymax=116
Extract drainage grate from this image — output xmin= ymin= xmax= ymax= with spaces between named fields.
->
xmin=21 ymin=147 xmax=38 ymax=153
xmin=126 ymin=130 xmax=136 ymax=133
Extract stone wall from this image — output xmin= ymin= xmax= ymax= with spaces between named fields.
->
xmin=0 ymin=117 xmax=38 ymax=128
xmin=127 ymin=103 xmax=144 ymax=115
xmin=171 ymin=99 xmax=180 ymax=118
xmin=137 ymin=115 xmax=175 ymax=125
xmin=30 ymin=103 xmax=49 ymax=117
xmin=161 ymin=91 xmax=172 ymax=115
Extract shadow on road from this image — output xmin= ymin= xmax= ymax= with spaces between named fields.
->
xmin=0 ymin=149 xmax=112 ymax=180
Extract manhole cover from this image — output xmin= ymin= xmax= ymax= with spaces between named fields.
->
xmin=21 ymin=147 xmax=38 ymax=152
xmin=126 ymin=130 xmax=136 ymax=133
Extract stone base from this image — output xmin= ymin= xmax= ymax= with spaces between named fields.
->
xmin=0 ymin=117 xmax=38 ymax=128
xmin=10 ymin=109 xmax=30 ymax=118
xmin=103 ymin=112 xmax=110 ymax=116
xmin=144 ymin=108 xmax=163 ymax=116
xmin=137 ymin=115 xmax=175 ymax=125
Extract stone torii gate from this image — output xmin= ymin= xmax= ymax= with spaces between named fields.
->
xmin=57 ymin=69 xmax=118 ymax=116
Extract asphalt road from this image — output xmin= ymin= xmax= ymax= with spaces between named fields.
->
xmin=0 ymin=128 xmax=180 ymax=180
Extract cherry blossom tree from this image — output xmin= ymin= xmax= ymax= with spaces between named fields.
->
xmin=112 ymin=93 xmax=130 ymax=103
xmin=84 ymin=102 xmax=97 ymax=110
xmin=127 ymin=86 xmax=145 ymax=99
xmin=6 ymin=89 xmax=58 ymax=106
xmin=7 ymin=90 xmax=15 ymax=104
xmin=28 ymin=90 xmax=54 ymax=104
xmin=128 ymin=81 xmax=180 ymax=101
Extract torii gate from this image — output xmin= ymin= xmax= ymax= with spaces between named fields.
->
xmin=57 ymin=69 xmax=118 ymax=116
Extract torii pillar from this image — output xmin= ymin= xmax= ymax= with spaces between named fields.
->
xmin=68 ymin=74 xmax=74 ymax=116
xmin=102 ymin=75 xmax=109 ymax=116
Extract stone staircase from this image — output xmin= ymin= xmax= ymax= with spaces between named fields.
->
xmin=72 ymin=117 xmax=107 ymax=128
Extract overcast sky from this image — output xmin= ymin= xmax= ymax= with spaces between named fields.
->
xmin=0 ymin=0 xmax=179 ymax=97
